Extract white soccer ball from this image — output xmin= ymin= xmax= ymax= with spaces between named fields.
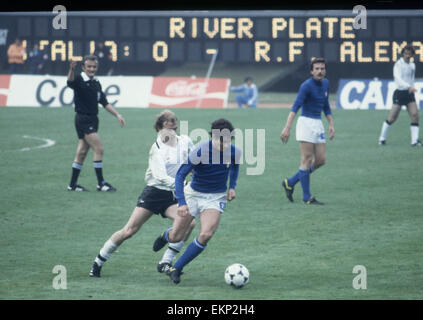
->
xmin=224 ymin=263 xmax=249 ymax=288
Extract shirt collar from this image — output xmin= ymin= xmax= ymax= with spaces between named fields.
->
xmin=400 ymin=57 xmax=411 ymax=65
xmin=311 ymin=77 xmax=323 ymax=85
xmin=81 ymin=72 xmax=97 ymax=82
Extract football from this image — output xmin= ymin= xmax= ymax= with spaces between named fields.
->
xmin=224 ymin=263 xmax=249 ymax=288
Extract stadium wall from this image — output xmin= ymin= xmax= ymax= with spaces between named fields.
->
xmin=0 ymin=75 xmax=230 ymax=108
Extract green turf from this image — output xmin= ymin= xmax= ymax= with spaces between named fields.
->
xmin=0 ymin=106 xmax=422 ymax=300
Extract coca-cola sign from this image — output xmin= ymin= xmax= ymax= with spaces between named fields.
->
xmin=165 ymin=80 xmax=207 ymax=97
xmin=149 ymin=76 xmax=230 ymax=108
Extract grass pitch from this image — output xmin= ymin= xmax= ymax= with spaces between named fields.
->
xmin=0 ymin=106 xmax=422 ymax=300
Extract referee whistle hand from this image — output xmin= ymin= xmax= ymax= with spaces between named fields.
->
xmin=409 ymin=87 xmax=417 ymax=93
xmin=69 ymin=60 xmax=77 ymax=70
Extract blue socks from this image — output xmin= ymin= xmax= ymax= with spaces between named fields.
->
xmin=298 ymin=168 xmax=312 ymax=201
xmin=288 ymin=165 xmax=313 ymax=187
xmin=174 ymin=237 xmax=206 ymax=271
xmin=163 ymin=227 xmax=172 ymax=242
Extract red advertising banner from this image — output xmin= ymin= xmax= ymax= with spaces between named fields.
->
xmin=148 ymin=77 xmax=230 ymax=108
xmin=0 ymin=75 xmax=11 ymax=106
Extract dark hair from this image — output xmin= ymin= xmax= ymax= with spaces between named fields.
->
xmin=310 ymin=57 xmax=326 ymax=71
xmin=83 ymin=54 xmax=98 ymax=65
xmin=210 ymin=118 xmax=234 ymax=138
xmin=244 ymin=76 xmax=253 ymax=83
xmin=401 ymin=45 xmax=415 ymax=56
xmin=154 ymin=110 xmax=177 ymax=132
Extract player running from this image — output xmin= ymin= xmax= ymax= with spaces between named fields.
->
xmin=89 ymin=110 xmax=196 ymax=277
xmin=280 ymin=57 xmax=335 ymax=205
xmin=378 ymin=45 xmax=422 ymax=146
xmin=152 ymin=118 xmax=241 ymax=284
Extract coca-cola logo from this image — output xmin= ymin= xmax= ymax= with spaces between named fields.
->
xmin=165 ymin=80 xmax=207 ymax=97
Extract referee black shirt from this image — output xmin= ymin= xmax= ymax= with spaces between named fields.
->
xmin=67 ymin=72 xmax=109 ymax=115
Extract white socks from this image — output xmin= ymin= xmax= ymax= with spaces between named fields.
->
xmin=159 ymin=241 xmax=185 ymax=264
xmin=379 ymin=120 xmax=391 ymax=142
xmin=410 ymin=124 xmax=419 ymax=144
xmin=95 ymin=239 xmax=118 ymax=266
xmin=94 ymin=239 xmax=186 ymax=267
xmin=379 ymin=121 xmax=420 ymax=145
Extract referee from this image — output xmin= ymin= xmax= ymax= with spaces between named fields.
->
xmin=67 ymin=55 xmax=125 ymax=192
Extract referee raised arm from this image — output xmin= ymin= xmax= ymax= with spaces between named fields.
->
xmin=67 ymin=55 xmax=125 ymax=192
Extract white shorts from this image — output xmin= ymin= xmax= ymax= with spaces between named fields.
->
xmin=184 ymin=184 xmax=227 ymax=218
xmin=296 ymin=116 xmax=326 ymax=144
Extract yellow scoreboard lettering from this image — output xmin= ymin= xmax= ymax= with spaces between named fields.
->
xmin=306 ymin=18 xmax=321 ymax=38
xmin=289 ymin=41 xmax=304 ymax=62
xmin=51 ymin=40 xmax=66 ymax=61
xmin=68 ymin=41 xmax=82 ymax=62
xmin=272 ymin=18 xmax=287 ymax=38
xmin=104 ymin=41 xmax=117 ymax=62
xmin=411 ymin=41 xmax=423 ymax=62
xmin=237 ymin=18 xmax=254 ymax=39
xmin=39 ymin=40 xmax=49 ymax=51
xmin=323 ymin=17 xmax=338 ymax=38
xmin=221 ymin=18 xmax=236 ymax=39
xmin=357 ymin=41 xmax=372 ymax=62
xmin=255 ymin=41 xmax=271 ymax=62
xmin=191 ymin=18 xmax=198 ymax=38
xmin=340 ymin=41 xmax=356 ymax=62
xmin=170 ymin=17 xmax=185 ymax=38
xmin=392 ymin=41 xmax=408 ymax=61
xmin=375 ymin=41 xmax=390 ymax=62
xmin=204 ymin=18 xmax=219 ymax=39
xmin=289 ymin=18 xmax=304 ymax=39
xmin=153 ymin=41 xmax=168 ymax=62
xmin=340 ymin=18 xmax=355 ymax=39
xmin=16 ymin=15 xmax=423 ymax=65
xmin=89 ymin=41 xmax=95 ymax=55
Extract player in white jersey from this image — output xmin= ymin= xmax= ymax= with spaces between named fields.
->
xmin=89 ymin=110 xmax=196 ymax=277
xmin=378 ymin=45 xmax=422 ymax=146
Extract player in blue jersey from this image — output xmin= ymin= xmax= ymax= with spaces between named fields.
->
xmin=152 ymin=118 xmax=241 ymax=284
xmin=230 ymin=76 xmax=258 ymax=108
xmin=280 ymin=58 xmax=335 ymax=205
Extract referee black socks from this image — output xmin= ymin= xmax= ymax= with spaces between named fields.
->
xmin=69 ymin=162 xmax=83 ymax=187
xmin=93 ymin=160 xmax=105 ymax=185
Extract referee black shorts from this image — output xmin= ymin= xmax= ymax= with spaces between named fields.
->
xmin=74 ymin=113 xmax=99 ymax=139
xmin=393 ymin=89 xmax=416 ymax=106
xmin=136 ymin=186 xmax=178 ymax=218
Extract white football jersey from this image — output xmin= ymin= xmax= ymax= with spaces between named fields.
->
xmin=393 ymin=57 xmax=416 ymax=90
xmin=144 ymin=133 xmax=194 ymax=191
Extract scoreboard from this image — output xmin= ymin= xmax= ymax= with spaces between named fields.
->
xmin=0 ymin=10 xmax=422 ymax=66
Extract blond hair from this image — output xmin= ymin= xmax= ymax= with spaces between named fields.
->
xmin=154 ymin=110 xmax=177 ymax=132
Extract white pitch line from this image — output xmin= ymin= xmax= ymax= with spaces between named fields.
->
xmin=20 ymin=135 xmax=56 ymax=152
